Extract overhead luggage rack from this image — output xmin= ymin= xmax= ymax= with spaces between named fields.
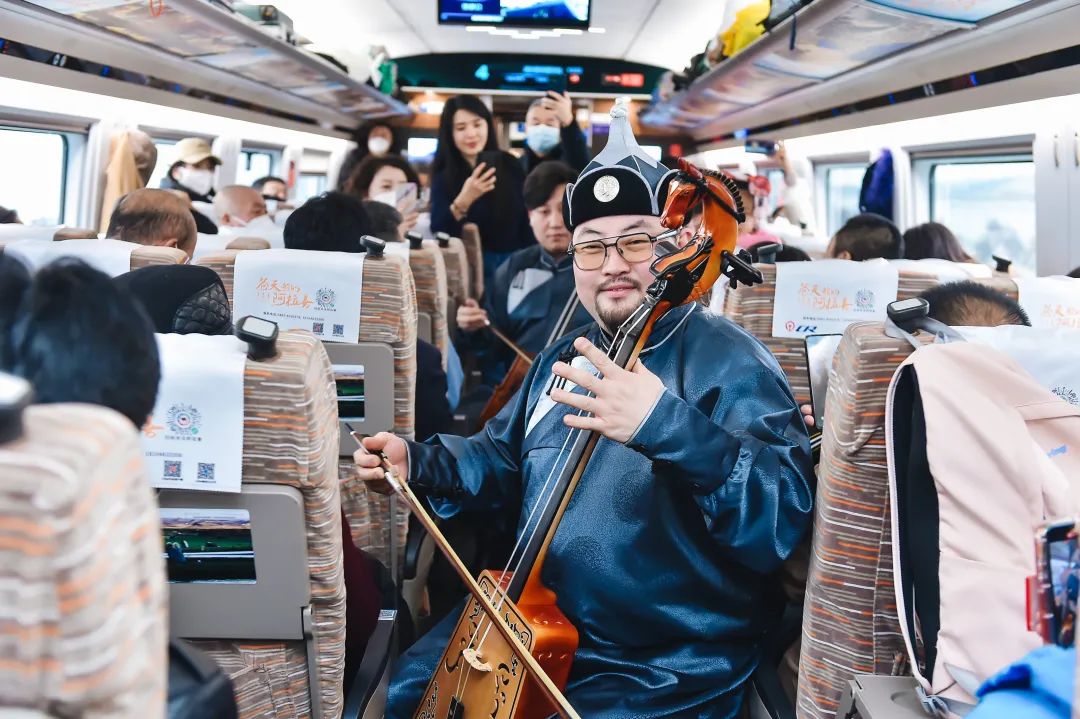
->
xmin=640 ymin=0 xmax=1045 ymax=137
xmin=1 ymin=0 xmax=411 ymax=127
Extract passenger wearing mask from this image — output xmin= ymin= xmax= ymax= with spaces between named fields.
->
xmin=113 ymin=265 xmax=232 ymax=336
xmin=826 ymin=212 xmax=903 ymax=261
xmin=519 ymin=90 xmax=589 ymax=174
xmin=336 ymin=121 xmax=404 ymax=192
xmin=902 ymin=221 xmax=975 ymax=262
xmin=159 ymin=137 xmax=220 ymax=234
xmin=430 ymin=95 xmax=533 ymax=288
xmin=251 ymin=175 xmax=289 ymax=215
xmin=456 ymin=161 xmax=591 ymax=378
xmin=0 ymin=257 xmax=159 ymax=429
xmin=344 ymin=155 xmax=421 ymax=234
xmin=213 ymin=185 xmax=281 ymax=245
xmin=284 ymin=193 xmax=454 ymax=441
xmin=106 ymin=188 xmax=198 ymax=260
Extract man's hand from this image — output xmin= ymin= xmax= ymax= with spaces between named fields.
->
xmin=456 ymin=298 xmax=489 ymax=332
xmin=545 ymin=91 xmax=574 ymax=128
xmin=550 ymin=337 xmax=665 ymax=444
xmin=353 ymin=432 xmax=408 ymax=495
xmin=800 ymin=404 xmax=815 ymax=429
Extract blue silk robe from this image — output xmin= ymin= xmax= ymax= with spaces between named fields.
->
xmin=388 ymin=303 xmax=814 ymax=718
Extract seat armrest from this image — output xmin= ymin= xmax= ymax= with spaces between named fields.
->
xmin=343 ymin=610 xmax=397 ymax=719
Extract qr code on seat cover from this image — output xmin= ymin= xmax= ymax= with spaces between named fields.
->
xmin=197 ymin=463 xmax=215 ymax=481
xmin=164 ymin=461 xmax=182 ymax=479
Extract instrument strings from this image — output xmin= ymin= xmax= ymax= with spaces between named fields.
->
xmin=449 ymin=327 xmax=635 ymax=704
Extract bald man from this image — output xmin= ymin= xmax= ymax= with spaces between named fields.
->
xmin=214 ymin=185 xmax=268 ymax=229
xmin=106 ymin=188 xmax=197 ymax=259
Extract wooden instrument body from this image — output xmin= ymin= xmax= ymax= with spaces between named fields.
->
xmin=414 ymin=571 xmax=578 ymax=719
xmin=477 ymin=355 xmax=532 ymax=428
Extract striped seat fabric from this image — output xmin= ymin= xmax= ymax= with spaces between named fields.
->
xmin=405 ymin=243 xmax=450 ymax=364
xmin=0 ymin=403 xmax=167 ymax=717
xmin=796 ymin=278 xmax=1019 ymax=719
xmin=192 ymin=330 xmax=346 ymax=719
xmin=460 ymin=222 xmax=484 ymax=300
xmin=432 ymin=237 xmax=470 ymax=311
xmin=0 ymin=238 xmax=187 ymax=270
xmin=722 ymin=265 xmax=940 ymax=406
xmin=338 ymin=251 xmax=417 ymax=573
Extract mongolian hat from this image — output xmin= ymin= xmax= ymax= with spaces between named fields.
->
xmin=563 ymin=97 xmax=677 ymax=231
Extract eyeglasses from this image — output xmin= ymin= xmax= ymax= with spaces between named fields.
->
xmin=567 ymin=232 xmax=657 ymax=271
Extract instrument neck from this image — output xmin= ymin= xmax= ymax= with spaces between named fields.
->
xmin=545 ymin=292 xmax=581 ymax=347
xmin=505 ymin=294 xmax=662 ymax=601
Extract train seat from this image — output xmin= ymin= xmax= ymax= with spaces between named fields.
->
xmin=431 ymin=235 xmax=470 ymax=326
xmin=0 ymin=393 xmax=167 ymax=717
xmin=459 ymin=223 xmax=484 ymax=300
xmin=0 ymin=238 xmax=187 ymax=275
xmin=197 ymin=247 xmax=418 ymax=584
xmin=722 ymin=262 xmax=941 ymax=406
xmin=796 ymin=282 xmax=1022 ymax=719
xmin=386 ymin=239 xmax=450 ymax=362
xmin=192 ymin=233 xmax=270 ymax=262
xmin=154 ymin=330 xmax=347 ymax=719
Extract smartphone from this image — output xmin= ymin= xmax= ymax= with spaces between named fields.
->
xmin=478 ymin=150 xmax=502 ymax=172
xmin=804 ymin=334 xmax=843 ymax=432
xmin=1032 ymin=518 xmax=1079 ymax=646
xmin=745 ymin=139 xmax=778 ymax=156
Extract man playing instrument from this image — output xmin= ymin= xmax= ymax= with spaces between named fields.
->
xmin=457 ymin=160 xmax=593 ymax=381
xmin=355 ymin=104 xmax=814 ymax=719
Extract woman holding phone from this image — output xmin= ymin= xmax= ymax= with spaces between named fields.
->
xmin=430 ymin=94 xmax=533 ymax=289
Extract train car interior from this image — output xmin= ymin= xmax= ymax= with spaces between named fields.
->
xmin=0 ymin=0 xmax=1079 ymax=718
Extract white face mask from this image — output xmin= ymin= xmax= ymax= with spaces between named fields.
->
xmin=177 ymin=166 xmax=214 ymax=196
xmin=264 ymin=199 xmax=279 ymax=215
xmin=368 ymin=136 xmax=391 ymax=155
xmin=525 ymin=124 xmax=561 ymax=156
xmin=236 ymin=214 xmax=278 ymax=235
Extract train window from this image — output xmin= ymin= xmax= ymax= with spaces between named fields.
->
xmin=236 ymin=148 xmax=279 ymax=186
xmin=820 ymin=163 xmax=866 ymax=237
xmin=764 ymin=168 xmax=785 ymax=215
xmin=926 ymin=157 xmax=1035 ymax=273
xmin=0 ymin=127 xmax=67 ymax=225
xmin=296 ymin=173 xmax=327 ymax=203
xmin=147 ymin=140 xmax=178 ymax=191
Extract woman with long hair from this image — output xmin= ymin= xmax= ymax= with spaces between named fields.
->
xmin=430 ymin=95 xmax=533 ymax=288
xmin=902 ymin=221 xmax=976 ymax=263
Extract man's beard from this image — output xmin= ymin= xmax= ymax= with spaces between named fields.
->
xmin=594 ymin=275 xmax=645 ymax=334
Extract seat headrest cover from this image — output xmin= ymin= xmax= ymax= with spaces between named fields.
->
xmin=114 ymin=264 xmax=232 ymax=335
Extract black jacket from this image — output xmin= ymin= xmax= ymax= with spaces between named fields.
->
xmin=160 ymin=174 xmax=218 ymax=234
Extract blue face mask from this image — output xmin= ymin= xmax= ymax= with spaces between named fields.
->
xmin=525 ymin=124 xmax=561 ymax=156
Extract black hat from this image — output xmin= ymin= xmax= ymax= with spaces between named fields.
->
xmin=563 ymin=98 xmax=677 ymax=231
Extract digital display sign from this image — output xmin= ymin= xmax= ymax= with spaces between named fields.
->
xmin=438 ymin=0 xmax=591 ymax=29
xmin=395 ymin=54 xmax=664 ymax=96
